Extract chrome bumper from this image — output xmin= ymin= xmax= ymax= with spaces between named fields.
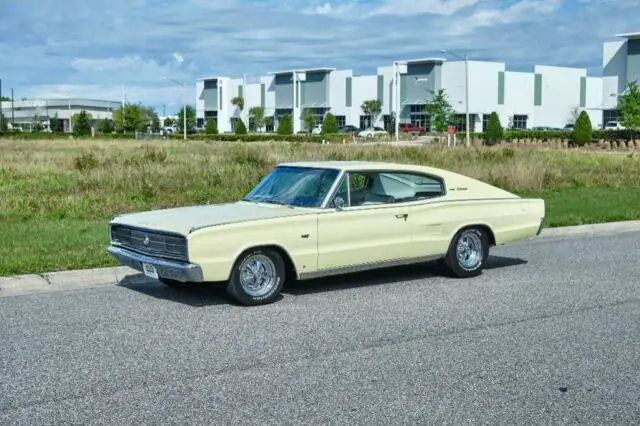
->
xmin=107 ymin=245 xmax=204 ymax=283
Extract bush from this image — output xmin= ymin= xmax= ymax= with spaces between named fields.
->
xmin=485 ymin=112 xmax=503 ymax=146
xmin=571 ymin=111 xmax=592 ymax=146
xmin=235 ymin=118 xmax=247 ymax=135
xmin=322 ymin=113 xmax=338 ymax=134
xmin=204 ymin=118 xmax=218 ymax=135
xmin=72 ymin=110 xmax=93 ymax=137
xmin=277 ymin=114 xmax=293 ymax=135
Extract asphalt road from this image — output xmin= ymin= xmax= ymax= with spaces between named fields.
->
xmin=1 ymin=232 xmax=639 ymax=425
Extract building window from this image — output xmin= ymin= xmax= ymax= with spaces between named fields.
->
xmin=512 ymin=114 xmax=527 ymax=130
xmin=454 ymin=114 xmax=477 ymax=132
xmin=265 ymin=117 xmax=274 ymax=132
xmin=409 ymin=105 xmax=424 ymax=113
xmin=383 ymin=115 xmax=393 ymax=132
xmin=602 ymin=109 xmax=618 ymax=127
xmin=334 ymin=115 xmax=346 ymax=127
xmin=197 ymin=118 xmax=204 ymax=128
xmin=360 ymin=115 xmax=372 ymax=129
xmin=482 ymin=114 xmax=489 ymax=132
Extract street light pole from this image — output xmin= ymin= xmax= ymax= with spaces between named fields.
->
xmin=440 ymin=49 xmax=471 ymax=148
xmin=164 ymin=77 xmax=187 ymax=140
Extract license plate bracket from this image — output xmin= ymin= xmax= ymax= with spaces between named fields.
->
xmin=142 ymin=263 xmax=159 ymax=279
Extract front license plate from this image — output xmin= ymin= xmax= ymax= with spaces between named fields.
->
xmin=142 ymin=263 xmax=159 ymax=279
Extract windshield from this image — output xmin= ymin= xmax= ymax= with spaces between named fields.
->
xmin=243 ymin=166 xmax=339 ymax=208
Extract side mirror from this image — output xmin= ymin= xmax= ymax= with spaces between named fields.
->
xmin=333 ymin=196 xmax=345 ymax=210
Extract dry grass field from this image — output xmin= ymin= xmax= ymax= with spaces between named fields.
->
xmin=2 ymin=138 xmax=640 ymax=276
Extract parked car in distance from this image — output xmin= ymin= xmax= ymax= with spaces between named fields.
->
xmin=604 ymin=121 xmax=625 ymax=130
xmin=357 ymin=127 xmax=388 ymax=139
xmin=338 ymin=125 xmax=360 ymax=134
xmin=400 ymin=123 xmax=426 ymax=134
xmin=107 ymin=161 xmax=546 ymax=306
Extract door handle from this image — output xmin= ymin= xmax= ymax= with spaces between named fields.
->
xmin=395 ymin=213 xmax=408 ymax=220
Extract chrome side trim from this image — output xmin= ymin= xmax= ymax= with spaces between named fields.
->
xmin=298 ymin=254 xmax=444 ymax=280
xmin=107 ymin=246 xmax=204 ymax=283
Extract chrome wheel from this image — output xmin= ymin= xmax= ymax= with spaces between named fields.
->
xmin=456 ymin=231 xmax=483 ymax=271
xmin=239 ymin=254 xmax=277 ymax=297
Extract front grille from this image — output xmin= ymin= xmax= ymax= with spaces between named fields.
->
xmin=110 ymin=224 xmax=188 ymax=261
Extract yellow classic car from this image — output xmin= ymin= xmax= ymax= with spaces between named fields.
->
xmin=107 ymin=161 xmax=546 ymax=305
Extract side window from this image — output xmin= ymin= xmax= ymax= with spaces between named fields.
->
xmin=375 ymin=172 xmax=445 ymax=202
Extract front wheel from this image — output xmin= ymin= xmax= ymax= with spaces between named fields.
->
xmin=442 ymin=227 xmax=489 ymax=278
xmin=226 ymin=248 xmax=285 ymax=306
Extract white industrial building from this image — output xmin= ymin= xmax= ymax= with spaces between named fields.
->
xmin=194 ymin=31 xmax=637 ymax=134
xmin=0 ymin=98 xmax=121 ymax=132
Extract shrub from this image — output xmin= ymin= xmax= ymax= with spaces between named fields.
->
xmin=72 ymin=110 xmax=93 ymax=137
xmin=485 ymin=112 xmax=503 ymax=146
xmin=73 ymin=152 xmax=98 ymax=171
xmin=205 ymin=118 xmax=218 ymax=135
xmin=277 ymin=114 xmax=293 ymax=135
xmin=235 ymin=118 xmax=247 ymax=135
xmin=571 ymin=111 xmax=592 ymax=146
xmin=322 ymin=113 xmax=338 ymax=134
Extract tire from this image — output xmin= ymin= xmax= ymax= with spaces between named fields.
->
xmin=226 ymin=248 xmax=285 ymax=306
xmin=442 ymin=227 xmax=489 ymax=278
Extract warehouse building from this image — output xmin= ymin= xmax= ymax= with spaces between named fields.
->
xmin=0 ymin=98 xmax=121 ymax=132
xmin=195 ymin=32 xmax=639 ymax=134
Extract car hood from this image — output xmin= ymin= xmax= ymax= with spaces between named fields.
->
xmin=110 ymin=201 xmax=312 ymax=236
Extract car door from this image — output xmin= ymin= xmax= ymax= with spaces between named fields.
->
xmin=316 ymin=171 xmax=415 ymax=271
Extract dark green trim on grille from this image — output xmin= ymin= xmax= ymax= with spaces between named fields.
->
xmin=238 ymin=85 xmax=243 ymax=98
xmin=260 ymin=83 xmax=265 ymax=107
xmin=377 ymin=75 xmax=384 ymax=102
xmin=346 ymin=77 xmax=352 ymax=107
xmin=580 ymin=76 xmax=587 ymax=108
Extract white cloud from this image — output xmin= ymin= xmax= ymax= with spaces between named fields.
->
xmin=2 ymin=0 xmax=637 ymax=114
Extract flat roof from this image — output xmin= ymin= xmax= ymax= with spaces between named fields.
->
xmin=268 ymin=67 xmax=336 ymax=75
xmin=277 ymin=160 xmax=445 ymax=174
xmin=615 ymin=32 xmax=640 ymax=40
xmin=197 ymin=76 xmax=227 ymax=81
xmin=395 ymin=57 xmax=447 ymax=64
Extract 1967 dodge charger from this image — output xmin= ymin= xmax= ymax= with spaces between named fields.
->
xmin=107 ymin=161 xmax=545 ymax=305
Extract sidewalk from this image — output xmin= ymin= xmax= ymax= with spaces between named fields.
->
xmin=1 ymin=220 xmax=639 ymax=297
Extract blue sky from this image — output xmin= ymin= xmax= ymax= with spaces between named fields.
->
xmin=0 ymin=0 xmax=637 ymax=114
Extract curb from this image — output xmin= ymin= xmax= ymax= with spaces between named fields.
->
xmin=1 ymin=220 xmax=639 ymax=297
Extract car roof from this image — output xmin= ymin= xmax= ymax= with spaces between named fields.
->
xmin=277 ymin=160 xmax=449 ymax=175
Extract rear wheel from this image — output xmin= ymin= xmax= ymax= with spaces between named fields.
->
xmin=226 ymin=248 xmax=285 ymax=306
xmin=442 ymin=227 xmax=489 ymax=278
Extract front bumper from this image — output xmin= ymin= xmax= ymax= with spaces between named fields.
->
xmin=107 ymin=245 xmax=204 ymax=283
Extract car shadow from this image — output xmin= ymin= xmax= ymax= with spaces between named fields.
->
xmin=117 ymin=274 xmax=229 ymax=307
xmin=116 ymin=255 xmax=527 ymax=306
xmin=283 ymin=255 xmax=527 ymax=296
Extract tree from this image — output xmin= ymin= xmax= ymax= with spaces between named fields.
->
xmin=361 ymin=99 xmax=382 ymax=128
xmin=235 ymin=118 xmax=247 ymax=135
xmin=50 ymin=113 xmax=64 ymax=133
xmin=571 ymin=110 xmax=593 ymax=146
xmin=204 ymin=118 xmax=218 ymax=135
xmin=231 ymin=96 xmax=244 ymax=111
xmin=112 ymin=103 xmax=157 ymax=133
xmin=0 ymin=96 xmax=10 ymax=102
xmin=175 ymin=105 xmax=196 ymax=133
xmin=248 ymin=106 xmax=265 ymax=132
xmin=163 ymin=117 xmax=174 ymax=127
xmin=71 ymin=110 xmax=93 ymax=137
xmin=322 ymin=112 xmax=338 ymax=134
xmin=151 ymin=115 xmax=161 ymax=133
xmin=424 ymin=89 xmax=455 ymax=133
xmin=277 ymin=114 xmax=293 ymax=135
xmin=484 ymin=112 xmax=503 ymax=146
xmin=99 ymin=118 xmax=113 ymax=134
xmin=618 ymin=81 xmax=640 ymax=130
xmin=301 ymin=108 xmax=316 ymax=132
xmin=31 ymin=114 xmax=44 ymax=132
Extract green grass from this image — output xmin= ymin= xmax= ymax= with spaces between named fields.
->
xmin=1 ymin=138 xmax=639 ymax=276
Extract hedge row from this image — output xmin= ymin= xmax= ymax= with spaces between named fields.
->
xmin=0 ymin=132 xmax=134 ymax=140
xmin=457 ymin=129 xmax=640 ymax=142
